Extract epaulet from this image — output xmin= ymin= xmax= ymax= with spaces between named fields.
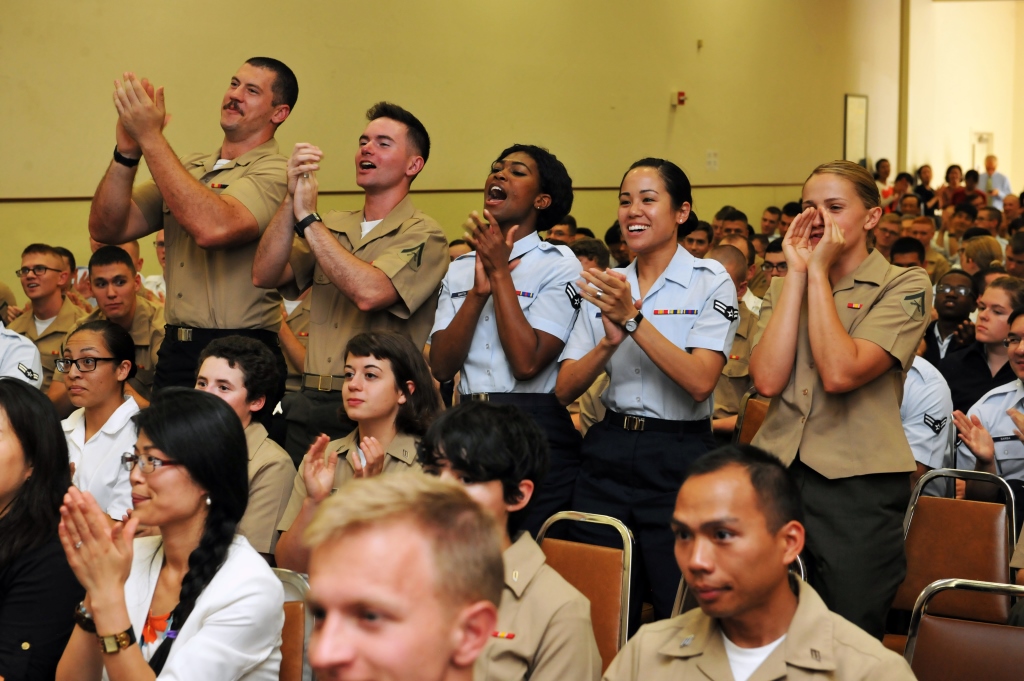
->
xmin=538 ymin=241 xmax=577 ymax=258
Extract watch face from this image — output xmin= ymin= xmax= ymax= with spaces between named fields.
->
xmin=625 ymin=320 xmax=638 ymax=332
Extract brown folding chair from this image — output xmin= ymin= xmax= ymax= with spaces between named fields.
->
xmin=904 ymin=578 xmax=1024 ymax=681
xmin=882 ymin=469 xmax=1017 ymax=655
xmin=733 ymin=388 xmax=769 ymax=445
xmin=536 ymin=512 xmax=634 ymax=672
xmin=672 ymin=555 xmax=806 ymax=617
xmin=273 ymin=568 xmax=313 ymax=681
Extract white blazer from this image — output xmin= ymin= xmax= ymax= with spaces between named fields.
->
xmin=104 ymin=535 xmax=284 ymax=681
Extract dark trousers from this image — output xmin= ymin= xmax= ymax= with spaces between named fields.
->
xmin=791 ymin=458 xmax=910 ymax=640
xmin=282 ymin=389 xmax=357 ymax=465
xmin=154 ymin=326 xmax=287 ymax=406
xmin=477 ymin=394 xmax=582 ymax=538
xmin=570 ymin=418 xmax=715 ymax=632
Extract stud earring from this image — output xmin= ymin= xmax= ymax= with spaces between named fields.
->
xmin=206 ymin=496 xmax=212 ymax=507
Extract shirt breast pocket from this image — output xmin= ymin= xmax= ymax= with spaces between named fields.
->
xmin=996 ymin=440 xmax=1024 ymax=480
xmin=310 ymin=264 xmax=333 ymax=325
xmin=650 ymin=312 xmax=698 ymax=349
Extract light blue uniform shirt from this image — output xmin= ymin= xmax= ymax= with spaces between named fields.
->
xmin=429 ymin=232 xmax=582 ymax=394
xmin=901 ymin=356 xmax=953 ymax=470
xmin=0 ymin=321 xmax=43 ymax=389
xmin=957 ymin=378 xmax=1024 ymax=481
xmin=562 ymin=245 xmax=739 ymax=421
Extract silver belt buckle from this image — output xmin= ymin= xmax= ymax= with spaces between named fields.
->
xmin=317 ymin=375 xmax=333 ymax=392
xmin=469 ymin=393 xmax=490 ymax=402
xmin=176 ymin=327 xmax=193 ymax=342
xmin=623 ymin=415 xmax=645 ymax=431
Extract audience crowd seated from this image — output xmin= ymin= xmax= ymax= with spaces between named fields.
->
xmin=11 ymin=50 xmax=1024 ymax=680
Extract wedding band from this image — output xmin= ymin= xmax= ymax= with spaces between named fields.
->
xmin=595 ymin=290 xmax=603 ymax=298
xmin=75 ymin=541 xmax=83 ymax=550
xmin=302 ymin=172 xmax=310 ymax=179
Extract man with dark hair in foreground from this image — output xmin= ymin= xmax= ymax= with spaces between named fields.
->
xmin=603 ymin=445 xmax=915 ymax=681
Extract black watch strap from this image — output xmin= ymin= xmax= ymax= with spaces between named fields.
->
xmin=294 ymin=212 xmax=323 ymax=238
xmin=113 ymin=146 xmax=140 ymax=168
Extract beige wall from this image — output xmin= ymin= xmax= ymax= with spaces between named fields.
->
xmin=906 ymin=0 xmax=1018 ymax=182
xmin=0 ymin=0 xmax=901 ymax=298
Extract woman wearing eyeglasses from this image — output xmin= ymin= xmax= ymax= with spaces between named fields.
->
xmin=56 ymin=388 xmax=284 ymax=681
xmin=60 ymin=320 xmax=139 ymax=521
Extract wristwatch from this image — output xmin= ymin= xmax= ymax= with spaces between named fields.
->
xmin=74 ymin=600 xmax=97 ymax=633
xmin=294 ymin=212 xmax=323 ymax=239
xmin=113 ymin=146 xmax=140 ymax=168
xmin=624 ymin=311 xmax=644 ymax=334
xmin=97 ymin=626 xmax=137 ymax=654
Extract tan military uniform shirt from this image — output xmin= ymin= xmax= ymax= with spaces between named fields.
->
xmin=603 ymin=580 xmax=916 ymax=681
xmin=277 ymin=430 xmax=421 ymax=532
xmin=283 ymin=195 xmax=448 ymax=377
xmin=925 ymin=249 xmax=951 ymax=286
xmin=579 ymin=372 xmax=609 ymax=436
xmin=1010 ymin=538 xmax=1024 ymax=570
xmin=9 ymin=297 xmax=86 ymax=391
xmin=713 ymin=301 xmax=756 ymax=419
xmin=133 ymin=139 xmax=287 ymax=331
xmin=476 ymin=533 xmax=602 ymax=681
xmin=237 ymin=422 xmax=296 ymax=554
xmin=55 ymin=295 xmax=165 ymax=400
xmin=751 ymin=250 xmax=931 ymax=478
xmin=283 ymin=297 xmax=310 ymax=393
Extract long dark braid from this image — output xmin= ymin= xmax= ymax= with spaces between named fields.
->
xmin=133 ymin=388 xmax=250 ymax=674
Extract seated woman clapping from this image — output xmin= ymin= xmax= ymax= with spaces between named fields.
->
xmin=275 ymin=331 xmax=442 ymax=573
xmin=56 ymin=388 xmax=285 ymax=681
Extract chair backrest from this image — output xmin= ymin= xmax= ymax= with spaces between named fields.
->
xmin=892 ymin=470 xmax=1016 ymax=622
xmin=905 ymin=578 xmax=1024 ymax=681
xmin=273 ymin=568 xmax=313 ymax=681
xmin=734 ymin=388 xmax=769 ymax=445
xmin=537 ymin=512 xmax=634 ymax=673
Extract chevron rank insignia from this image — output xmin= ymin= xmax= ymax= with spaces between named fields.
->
xmin=713 ymin=300 xmax=739 ymax=321
xmin=400 ymin=242 xmax=425 ymax=268
xmin=902 ymin=291 xmax=926 ymax=320
xmin=923 ymin=413 xmax=946 ymax=435
xmin=18 ymin=363 xmax=39 ymax=381
xmin=565 ymin=283 xmax=582 ymax=310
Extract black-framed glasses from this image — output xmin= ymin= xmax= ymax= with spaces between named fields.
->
xmin=154 ymin=239 xmax=165 ymax=249
xmin=762 ymin=261 xmax=788 ymax=273
xmin=55 ymin=357 xmax=118 ymax=373
xmin=1003 ymin=337 xmax=1023 ymax=349
xmin=15 ymin=265 xmax=62 ymax=278
xmin=121 ymin=452 xmax=180 ymax=474
xmin=936 ymin=284 xmax=973 ymax=297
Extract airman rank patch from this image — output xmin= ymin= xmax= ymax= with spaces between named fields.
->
xmin=923 ymin=413 xmax=946 ymax=435
xmin=653 ymin=309 xmax=698 ymax=315
xmin=18 ymin=363 xmax=39 ymax=381
xmin=565 ymin=283 xmax=582 ymax=310
xmin=902 ymin=291 xmax=926 ymax=320
xmin=713 ymin=300 xmax=739 ymax=321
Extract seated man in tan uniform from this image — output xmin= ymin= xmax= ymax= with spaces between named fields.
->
xmin=195 ymin=336 xmax=296 ymax=559
xmin=88 ymin=57 xmax=299 ymax=398
xmin=50 ymin=246 xmax=164 ymax=415
xmin=707 ymin=245 xmax=757 ymax=445
xmin=253 ymin=102 xmax=449 ymax=461
xmin=302 ymin=474 xmax=501 ymax=681
xmin=9 ymin=244 xmax=86 ymax=391
xmin=603 ymin=445 xmax=916 ymax=681
xmin=420 ymin=401 xmax=602 ymax=681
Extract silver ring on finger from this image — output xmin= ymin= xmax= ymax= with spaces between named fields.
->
xmin=302 ymin=172 xmax=310 ymax=179
xmin=75 ymin=541 xmax=83 ymax=550
xmin=595 ymin=290 xmax=603 ymax=299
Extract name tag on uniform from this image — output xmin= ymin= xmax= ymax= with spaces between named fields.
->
xmin=653 ymin=309 xmax=699 ymax=315
xmin=451 ymin=291 xmax=469 ymax=299
xmin=993 ymin=435 xmax=1018 ymax=443
xmin=515 ymin=290 xmax=535 ymax=299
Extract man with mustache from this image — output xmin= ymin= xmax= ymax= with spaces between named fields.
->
xmin=88 ymin=58 xmax=298 ymax=399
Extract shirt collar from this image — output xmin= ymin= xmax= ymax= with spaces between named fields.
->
xmin=502 ymin=533 xmax=547 ymax=598
xmin=244 ymin=421 xmax=270 ymax=461
xmin=832 ymin=249 xmax=891 ymax=293
xmin=98 ymin=396 xmax=140 ymax=436
xmin=191 ymin=138 xmax=280 ymax=173
xmin=509 ymin=231 xmax=542 ymax=261
xmin=345 ymin=195 xmax=419 ymax=248
xmin=658 ymin=579 xmax=837 ymax=673
xmin=625 ymin=245 xmax=695 ymax=300
xmin=332 ymin=430 xmax=420 ymax=467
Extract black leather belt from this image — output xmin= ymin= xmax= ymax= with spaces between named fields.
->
xmin=605 ymin=409 xmax=711 ymax=434
xmin=302 ymin=373 xmax=345 ymax=392
xmin=465 ymin=393 xmax=561 ymax=408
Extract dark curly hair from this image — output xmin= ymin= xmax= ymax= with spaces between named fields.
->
xmin=132 ymin=388 xmax=249 ymax=674
xmin=417 ymin=401 xmax=549 ymax=536
xmin=342 ymin=331 xmax=442 ymax=437
xmin=197 ymin=335 xmax=279 ymax=419
xmin=0 ymin=379 xmax=71 ymax=571
xmin=494 ymin=144 xmax=574 ymax=234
